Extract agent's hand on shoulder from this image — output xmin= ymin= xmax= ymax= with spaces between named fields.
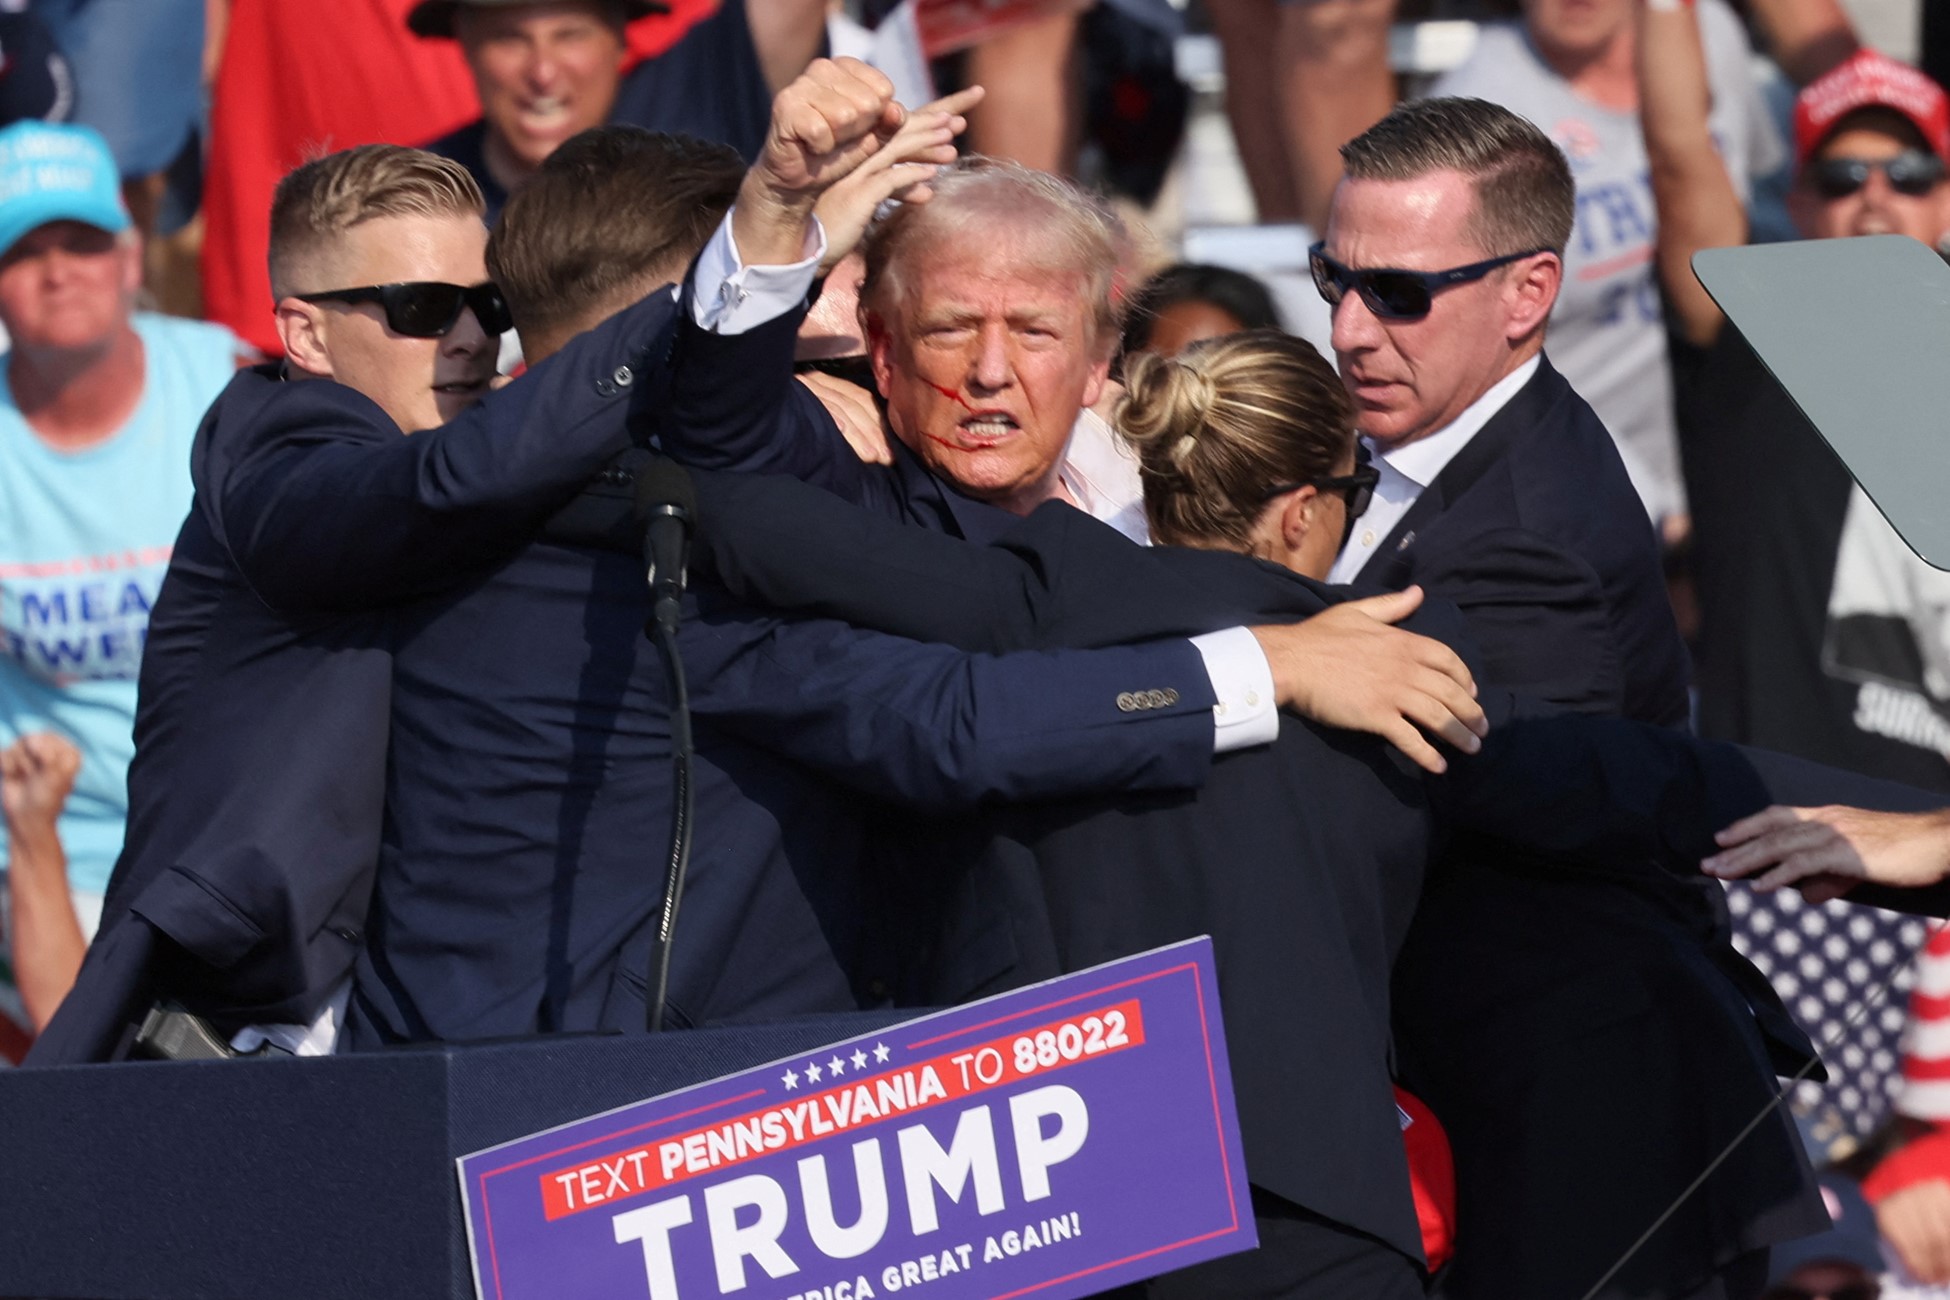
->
xmin=1251 ymin=587 xmax=1486 ymax=775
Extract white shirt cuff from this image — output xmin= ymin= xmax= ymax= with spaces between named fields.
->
xmin=690 ymin=209 xmax=828 ymax=335
xmin=1191 ymin=626 xmax=1279 ymax=753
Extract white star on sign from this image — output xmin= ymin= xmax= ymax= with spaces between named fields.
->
xmin=873 ymin=1042 xmax=891 ymax=1064
xmin=805 ymin=1061 xmax=823 ymax=1084
xmin=782 ymin=1067 xmax=799 ymax=1091
xmin=829 ymin=1054 xmax=846 ymax=1076
xmin=851 ymin=1049 xmax=869 ymax=1071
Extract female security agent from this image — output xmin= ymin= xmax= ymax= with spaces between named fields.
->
xmin=1117 ymin=328 xmax=1371 ymax=577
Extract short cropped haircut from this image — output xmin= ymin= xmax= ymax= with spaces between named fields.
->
xmin=859 ymin=156 xmax=1123 ymax=351
xmin=1121 ymin=330 xmax=1354 ymax=551
xmin=1341 ymin=97 xmax=1575 ymax=257
xmin=488 ymin=127 xmax=743 ymax=340
xmin=268 ymin=144 xmax=484 ymax=299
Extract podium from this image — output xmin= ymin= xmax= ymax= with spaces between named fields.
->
xmin=0 ymin=1014 xmax=902 ymax=1300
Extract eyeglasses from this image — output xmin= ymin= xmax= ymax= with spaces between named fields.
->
xmin=1808 ymin=150 xmax=1946 ymax=199
xmin=294 ymin=281 xmax=513 ymax=338
xmin=1309 ymin=241 xmax=1551 ymax=321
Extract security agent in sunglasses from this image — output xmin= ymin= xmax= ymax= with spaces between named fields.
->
xmin=1306 ymin=98 xmax=1826 ymax=1300
xmin=28 ymin=65 xmax=923 ymax=1065
xmin=25 ymin=140 xmax=660 ymax=1064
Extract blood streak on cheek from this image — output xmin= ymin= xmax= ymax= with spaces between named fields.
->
xmin=925 ymin=379 xmax=976 ymax=411
xmin=923 ymin=379 xmax=982 ymax=450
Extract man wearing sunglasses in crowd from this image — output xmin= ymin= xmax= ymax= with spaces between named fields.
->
xmin=1310 ymin=97 xmax=1827 ymax=1300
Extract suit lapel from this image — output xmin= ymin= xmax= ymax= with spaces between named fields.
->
xmin=889 ymin=438 xmax=1037 ymax=543
xmin=1356 ymin=360 xmax=1566 ymax=587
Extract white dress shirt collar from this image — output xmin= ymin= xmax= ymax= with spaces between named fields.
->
xmin=1328 ymin=354 xmax=1541 ymax=584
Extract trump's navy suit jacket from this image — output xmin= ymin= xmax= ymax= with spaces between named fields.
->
xmin=29 ymin=294 xmax=692 ymax=1065
xmin=680 ymin=466 xmax=1938 ymax=1266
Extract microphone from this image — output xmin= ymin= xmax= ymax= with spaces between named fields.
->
xmin=633 ymin=457 xmax=697 ymax=636
xmin=632 ymin=457 xmax=698 ymax=1032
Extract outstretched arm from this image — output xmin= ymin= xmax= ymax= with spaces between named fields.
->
xmin=691 ymin=465 xmax=1486 ymax=771
xmin=687 ymin=605 xmax=1222 ymax=810
xmin=216 ymin=292 xmax=678 ymax=613
xmin=1703 ymin=804 xmax=1950 ymax=909
xmin=1447 ymin=714 xmax=1949 ymax=880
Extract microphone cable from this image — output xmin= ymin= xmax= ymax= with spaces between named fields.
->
xmin=634 ymin=458 xmax=699 ymax=1033
xmin=645 ymin=606 xmax=693 ymax=1033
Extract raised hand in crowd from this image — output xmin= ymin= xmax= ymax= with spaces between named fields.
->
xmin=1636 ymin=0 xmax=1746 ymax=348
xmin=813 ymin=85 xmax=983 ymax=274
xmin=1 ymin=733 xmax=85 ymax=1032
xmin=1704 ymin=803 xmax=1950 ymax=901
xmin=1743 ymin=0 xmax=1860 ymax=85
xmin=1252 ymin=586 xmax=1488 ymax=776
xmin=734 ymin=57 xmax=909 ymax=266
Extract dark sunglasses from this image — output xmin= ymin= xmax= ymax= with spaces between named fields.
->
xmin=1309 ymin=241 xmax=1551 ymax=321
xmin=1809 ymin=149 xmax=1946 ymax=199
xmin=295 ymin=281 xmax=513 ymax=338
xmin=1260 ymin=444 xmax=1381 ymax=531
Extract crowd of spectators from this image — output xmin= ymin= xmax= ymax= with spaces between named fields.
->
xmin=11 ymin=0 xmax=1950 ymax=1296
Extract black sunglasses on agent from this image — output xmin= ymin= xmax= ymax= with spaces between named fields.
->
xmin=1309 ymin=241 xmax=1552 ymax=321
xmin=295 ymin=281 xmax=514 ymax=339
xmin=1259 ymin=442 xmax=1381 ymax=529
xmin=1808 ymin=149 xmax=1946 ymax=199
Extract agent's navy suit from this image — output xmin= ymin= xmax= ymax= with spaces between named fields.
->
xmin=680 ymin=466 xmax=1930 ymax=1296
xmin=1345 ymin=360 xmax=1803 ymax=1299
xmin=28 ymin=293 xmax=690 ymax=1066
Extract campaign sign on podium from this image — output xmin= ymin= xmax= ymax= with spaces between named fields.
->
xmin=458 ymin=939 xmax=1253 ymax=1300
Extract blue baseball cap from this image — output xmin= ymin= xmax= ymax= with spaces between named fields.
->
xmin=0 ymin=121 xmax=128 ymax=259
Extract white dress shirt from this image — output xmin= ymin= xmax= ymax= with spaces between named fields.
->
xmin=1328 ymin=356 xmax=1541 ymax=586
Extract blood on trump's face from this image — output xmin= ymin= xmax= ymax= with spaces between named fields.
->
xmin=868 ymin=236 xmax=1111 ymax=517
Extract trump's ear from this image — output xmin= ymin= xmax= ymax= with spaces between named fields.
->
xmin=276 ymin=298 xmax=333 ymax=378
xmin=1503 ymin=251 xmax=1561 ymax=343
xmin=865 ymin=310 xmax=897 ymax=397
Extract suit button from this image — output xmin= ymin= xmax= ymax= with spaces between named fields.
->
xmin=1141 ymin=689 xmax=1164 ymax=709
xmin=1116 ymin=692 xmax=1138 ymax=712
xmin=1161 ymin=688 xmax=1180 ymax=706
xmin=333 ymin=926 xmax=361 ymax=943
xmin=595 ymin=377 xmax=616 ymax=397
xmin=612 ymin=364 xmax=634 ymax=389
